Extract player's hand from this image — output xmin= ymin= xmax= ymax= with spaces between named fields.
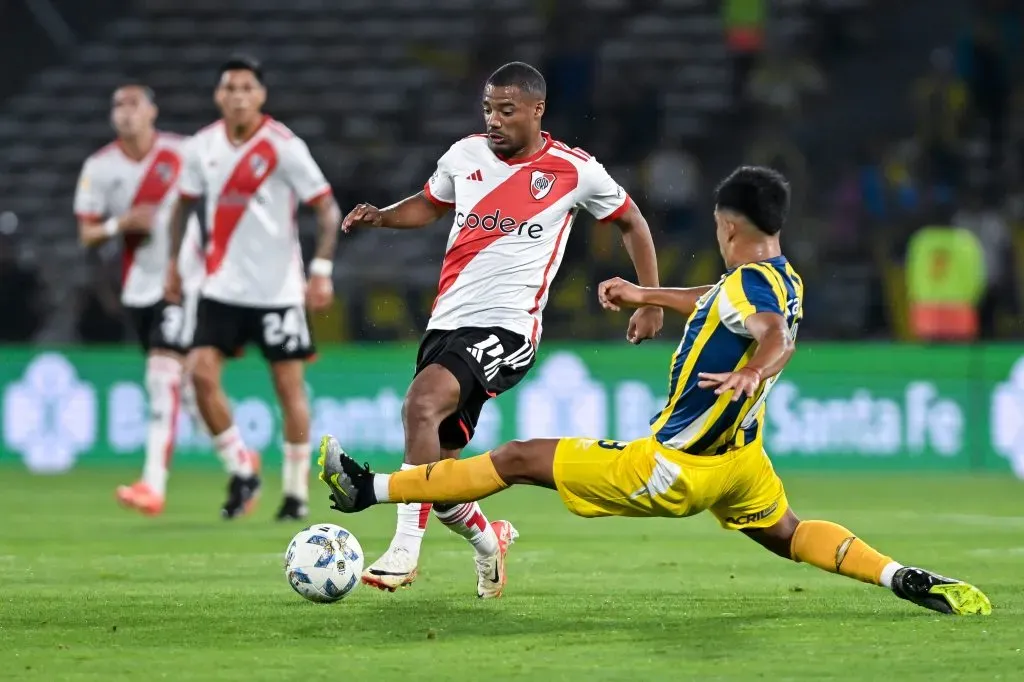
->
xmin=306 ymin=274 xmax=334 ymax=312
xmin=697 ymin=367 xmax=763 ymax=402
xmin=341 ymin=203 xmax=383 ymax=232
xmin=164 ymin=267 xmax=182 ymax=305
xmin=120 ymin=204 xmax=157 ymax=233
xmin=627 ymin=306 xmax=663 ymax=344
xmin=597 ymin=277 xmax=647 ymax=311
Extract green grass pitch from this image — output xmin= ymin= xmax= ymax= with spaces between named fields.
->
xmin=1 ymin=467 xmax=1022 ymax=681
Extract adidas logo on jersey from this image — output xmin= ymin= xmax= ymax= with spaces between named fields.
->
xmin=466 ymin=170 xmax=483 ymax=181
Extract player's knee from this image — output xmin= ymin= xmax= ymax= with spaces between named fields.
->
xmin=403 ymin=365 xmax=461 ymax=428
xmin=144 ymin=355 xmax=180 ymax=395
xmin=744 ymin=509 xmax=802 ymax=560
xmin=190 ymin=351 xmax=220 ymax=395
xmin=402 ymin=391 xmax=447 ymax=429
xmin=490 ymin=440 xmax=534 ymax=483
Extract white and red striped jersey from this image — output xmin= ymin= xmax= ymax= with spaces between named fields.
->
xmin=424 ymin=132 xmax=631 ymax=343
xmin=178 ymin=116 xmax=331 ymax=307
xmin=74 ymin=133 xmax=203 ymax=307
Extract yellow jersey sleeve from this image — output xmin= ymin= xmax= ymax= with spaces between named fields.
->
xmin=718 ymin=265 xmax=788 ymax=336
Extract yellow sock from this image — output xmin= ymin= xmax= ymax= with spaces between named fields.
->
xmin=790 ymin=520 xmax=894 ymax=586
xmin=385 ymin=454 xmax=508 ymax=505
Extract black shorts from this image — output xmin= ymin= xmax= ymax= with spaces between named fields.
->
xmin=416 ymin=326 xmax=536 ymax=449
xmin=192 ymin=297 xmax=316 ymax=363
xmin=126 ymin=301 xmax=190 ymax=355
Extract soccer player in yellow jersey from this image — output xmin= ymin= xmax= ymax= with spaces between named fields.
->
xmin=318 ymin=166 xmax=991 ymax=614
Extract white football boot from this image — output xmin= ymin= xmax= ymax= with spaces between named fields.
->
xmin=361 ymin=546 xmax=419 ymax=592
xmin=475 ymin=520 xmax=518 ymax=599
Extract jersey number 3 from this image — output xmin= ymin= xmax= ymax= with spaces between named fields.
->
xmin=160 ymin=305 xmax=184 ymax=344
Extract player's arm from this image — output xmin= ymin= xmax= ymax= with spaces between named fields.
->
xmin=164 ymin=195 xmax=199 ymax=303
xmin=607 ymin=203 xmax=663 ymax=342
xmin=608 ymin=201 xmax=659 ymax=288
xmin=599 ymin=278 xmax=714 ymax=317
xmin=78 ymin=208 xmax=157 ymax=248
xmin=165 ymin=136 xmax=204 ymax=303
xmin=343 ymin=145 xmax=457 ymax=232
xmin=698 ymin=267 xmax=798 ymax=401
xmin=341 ymin=192 xmax=450 ymax=232
xmin=580 ymin=157 xmax=663 ymax=343
xmin=742 ymin=312 xmax=795 ymax=380
xmin=697 ymin=312 xmax=795 ymax=401
xmin=167 ymin=195 xmax=199 ymax=263
xmin=306 ymin=192 xmax=342 ymax=311
xmin=310 ymin=193 xmax=342 ymax=260
xmin=74 ymin=159 xmax=154 ymax=247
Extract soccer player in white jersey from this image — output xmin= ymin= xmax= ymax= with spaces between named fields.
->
xmin=74 ymin=84 xmax=205 ymax=516
xmin=340 ymin=62 xmax=664 ymax=597
xmin=164 ymin=55 xmax=341 ymax=521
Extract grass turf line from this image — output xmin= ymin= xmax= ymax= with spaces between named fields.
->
xmin=0 ymin=467 xmax=1021 ymax=681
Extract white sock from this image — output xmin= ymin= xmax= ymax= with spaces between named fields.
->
xmin=879 ymin=561 xmax=904 ymax=589
xmin=434 ymin=502 xmax=499 ymax=557
xmin=389 ymin=464 xmax=430 ymax=556
xmin=142 ymin=355 xmax=182 ymax=497
xmin=373 ymin=474 xmax=391 ymax=502
xmin=283 ymin=441 xmax=311 ymax=501
xmin=213 ymin=425 xmax=254 ymax=477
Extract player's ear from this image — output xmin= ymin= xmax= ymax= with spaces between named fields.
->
xmin=728 ymin=218 xmax=741 ymax=241
xmin=720 ymin=217 xmax=737 ymax=243
xmin=535 ymin=99 xmax=546 ymax=119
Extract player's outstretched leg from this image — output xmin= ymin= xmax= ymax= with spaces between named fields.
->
xmin=318 ymin=435 xmax=557 ymax=597
xmin=191 ymin=347 xmax=261 ymax=518
xmin=116 ymin=352 xmax=182 ymax=516
xmin=745 ymin=510 xmax=992 ymax=616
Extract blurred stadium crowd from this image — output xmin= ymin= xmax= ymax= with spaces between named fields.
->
xmin=0 ymin=0 xmax=1021 ymax=344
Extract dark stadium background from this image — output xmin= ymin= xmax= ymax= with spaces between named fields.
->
xmin=0 ymin=0 xmax=1020 ymax=345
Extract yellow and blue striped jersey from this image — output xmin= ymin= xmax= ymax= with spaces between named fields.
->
xmin=650 ymin=256 xmax=803 ymax=455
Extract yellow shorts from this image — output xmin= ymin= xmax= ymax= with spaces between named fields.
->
xmin=552 ymin=436 xmax=789 ymax=530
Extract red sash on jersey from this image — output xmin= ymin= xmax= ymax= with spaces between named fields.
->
xmin=206 ymin=138 xmax=279 ymax=275
xmin=433 ymin=156 xmax=579 ymax=307
xmin=124 ymin=148 xmax=181 ymax=285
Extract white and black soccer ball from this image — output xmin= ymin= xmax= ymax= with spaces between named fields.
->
xmin=284 ymin=523 xmax=364 ymax=603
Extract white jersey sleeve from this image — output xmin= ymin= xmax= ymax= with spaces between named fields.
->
xmin=73 ymin=157 xmax=109 ymax=220
xmin=576 ymin=158 xmax=631 ymax=221
xmin=423 ymin=146 xmax=457 ymax=206
xmin=279 ymin=136 xmax=331 ymax=204
xmin=178 ymin=136 xmax=206 ymax=199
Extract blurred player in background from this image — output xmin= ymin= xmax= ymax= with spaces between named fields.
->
xmin=321 ymin=166 xmax=992 ymax=616
xmin=164 ymin=55 xmax=340 ymax=521
xmin=341 ymin=62 xmax=663 ymax=597
xmin=74 ymin=84 xmax=205 ymax=516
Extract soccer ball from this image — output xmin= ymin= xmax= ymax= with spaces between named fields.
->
xmin=284 ymin=523 xmax=364 ymax=603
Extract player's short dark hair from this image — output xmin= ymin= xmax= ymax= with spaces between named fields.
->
xmin=115 ymin=84 xmax=156 ymax=104
xmin=485 ymin=62 xmax=546 ymax=99
xmin=714 ymin=166 xmax=790 ymax=235
xmin=219 ymin=54 xmax=264 ymax=84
